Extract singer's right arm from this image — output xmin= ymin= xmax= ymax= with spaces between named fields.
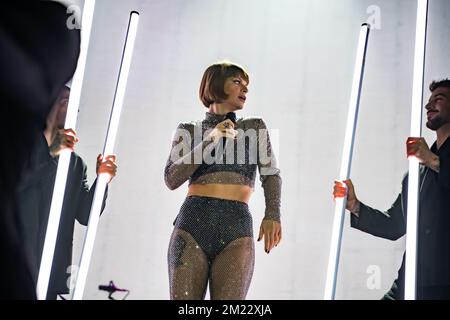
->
xmin=164 ymin=123 xmax=214 ymax=190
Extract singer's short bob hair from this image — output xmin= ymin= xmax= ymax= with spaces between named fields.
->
xmin=199 ymin=61 xmax=250 ymax=108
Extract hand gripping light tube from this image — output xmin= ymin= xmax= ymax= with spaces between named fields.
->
xmin=324 ymin=24 xmax=370 ymax=300
xmin=37 ymin=0 xmax=96 ymax=300
xmin=405 ymin=0 xmax=428 ymax=301
xmin=72 ymin=11 xmax=140 ymax=300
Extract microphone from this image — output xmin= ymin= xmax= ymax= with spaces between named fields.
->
xmin=220 ymin=112 xmax=237 ymax=159
xmin=225 ymin=111 xmax=237 ymax=124
xmin=223 ymin=111 xmax=237 ymax=137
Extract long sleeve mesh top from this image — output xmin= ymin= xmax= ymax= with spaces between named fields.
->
xmin=164 ymin=112 xmax=282 ymax=221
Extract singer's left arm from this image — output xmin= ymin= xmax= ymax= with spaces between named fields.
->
xmin=256 ymin=118 xmax=282 ymax=253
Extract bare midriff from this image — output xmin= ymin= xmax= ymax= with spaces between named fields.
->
xmin=187 ymin=183 xmax=253 ymax=204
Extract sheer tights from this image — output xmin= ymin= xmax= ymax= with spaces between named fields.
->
xmin=168 ymin=228 xmax=254 ymax=300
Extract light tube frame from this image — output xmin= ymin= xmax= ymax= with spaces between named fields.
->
xmin=324 ymin=23 xmax=370 ymax=300
xmin=72 ymin=11 xmax=140 ymax=300
xmin=37 ymin=0 xmax=96 ymax=300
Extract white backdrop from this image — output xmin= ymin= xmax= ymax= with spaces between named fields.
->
xmin=60 ymin=0 xmax=450 ymax=299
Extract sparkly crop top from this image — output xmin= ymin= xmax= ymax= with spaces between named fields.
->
xmin=164 ymin=112 xmax=282 ymax=221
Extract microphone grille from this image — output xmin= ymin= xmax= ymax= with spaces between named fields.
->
xmin=226 ymin=112 xmax=237 ymax=124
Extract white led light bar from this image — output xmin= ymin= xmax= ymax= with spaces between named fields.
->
xmin=405 ymin=0 xmax=428 ymax=301
xmin=324 ymin=23 xmax=370 ymax=300
xmin=72 ymin=11 xmax=140 ymax=300
xmin=37 ymin=0 xmax=96 ymax=300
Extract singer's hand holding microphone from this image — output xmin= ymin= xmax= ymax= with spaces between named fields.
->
xmin=208 ymin=115 xmax=238 ymax=144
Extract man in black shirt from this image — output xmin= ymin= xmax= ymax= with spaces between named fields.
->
xmin=18 ymin=86 xmax=117 ymax=299
xmin=334 ymin=79 xmax=450 ymax=299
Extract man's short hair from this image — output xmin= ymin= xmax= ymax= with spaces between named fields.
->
xmin=429 ymin=79 xmax=450 ymax=92
xmin=199 ymin=61 xmax=249 ymax=108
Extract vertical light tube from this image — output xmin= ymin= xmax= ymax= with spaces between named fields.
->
xmin=36 ymin=0 xmax=96 ymax=300
xmin=405 ymin=0 xmax=428 ymax=301
xmin=324 ymin=24 xmax=370 ymax=300
xmin=72 ymin=11 xmax=140 ymax=300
